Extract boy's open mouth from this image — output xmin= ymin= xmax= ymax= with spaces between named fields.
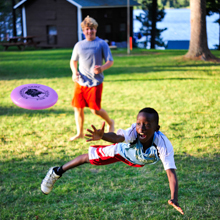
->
xmin=139 ymin=133 xmax=147 ymax=139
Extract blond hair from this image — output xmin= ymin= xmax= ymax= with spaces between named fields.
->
xmin=81 ymin=16 xmax=98 ymax=30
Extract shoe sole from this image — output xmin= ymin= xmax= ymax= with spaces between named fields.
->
xmin=41 ymin=189 xmax=49 ymax=195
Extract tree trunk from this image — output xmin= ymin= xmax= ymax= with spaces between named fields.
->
xmin=150 ymin=0 xmax=157 ymax=49
xmin=184 ymin=0 xmax=219 ymax=61
xmin=12 ymin=0 xmax=16 ymax=37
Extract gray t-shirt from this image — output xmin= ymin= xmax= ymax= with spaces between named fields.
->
xmin=71 ymin=37 xmax=113 ymax=87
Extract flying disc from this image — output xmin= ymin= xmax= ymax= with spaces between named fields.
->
xmin=10 ymin=84 xmax=58 ymax=110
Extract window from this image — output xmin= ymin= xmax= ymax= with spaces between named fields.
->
xmin=120 ymin=23 xmax=126 ymax=32
xmin=47 ymin=25 xmax=57 ymax=45
xmin=105 ymin=25 xmax=111 ymax=33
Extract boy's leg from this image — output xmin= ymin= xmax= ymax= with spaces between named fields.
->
xmin=69 ymin=107 xmax=84 ymax=141
xmin=62 ymin=154 xmax=90 ymax=171
xmin=90 ymin=108 xmax=114 ymax=132
xmin=41 ymin=154 xmax=89 ymax=195
xmin=70 ymin=82 xmax=86 ymax=141
xmin=85 ymin=83 xmax=114 ymax=133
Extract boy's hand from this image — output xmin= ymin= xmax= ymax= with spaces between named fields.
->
xmin=85 ymin=122 xmax=105 ymax=142
xmin=72 ymin=72 xmax=79 ymax=82
xmin=94 ymin=65 xmax=102 ymax=74
xmin=168 ymin=199 xmax=184 ymax=215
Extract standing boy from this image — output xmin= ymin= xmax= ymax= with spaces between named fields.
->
xmin=41 ymin=107 xmax=184 ymax=215
xmin=70 ymin=16 xmax=114 ymax=141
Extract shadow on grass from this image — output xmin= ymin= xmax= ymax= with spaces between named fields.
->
xmin=0 ymin=106 xmax=75 ymax=116
xmin=0 ymin=52 xmax=71 ymax=62
xmin=0 ymin=154 xmax=219 ymax=210
xmin=0 ymin=139 xmax=219 ymax=219
xmin=0 ymin=106 xmax=117 ymax=116
xmin=1 ymin=50 xmax=219 ymax=80
xmin=104 ymin=77 xmax=210 ymax=83
xmin=105 ymin=64 xmax=219 ymax=77
xmin=1 ymin=65 xmax=217 ymax=81
xmin=1 ymin=153 xmax=219 ymax=181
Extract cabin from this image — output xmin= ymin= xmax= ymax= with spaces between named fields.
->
xmin=14 ymin=0 xmax=139 ymax=48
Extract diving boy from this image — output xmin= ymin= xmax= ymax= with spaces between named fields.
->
xmin=41 ymin=107 xmax=184 ymax=214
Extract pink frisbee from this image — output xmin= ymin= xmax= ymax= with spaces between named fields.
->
xmin=11 ymin=84 xmax=58 ymax=110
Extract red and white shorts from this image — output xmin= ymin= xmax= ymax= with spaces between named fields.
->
xmin=89 ymin=144 xmax=144 ymax=167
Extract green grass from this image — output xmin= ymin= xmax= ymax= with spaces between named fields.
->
xmin=0 ymin=47 xmax=220 ymax=219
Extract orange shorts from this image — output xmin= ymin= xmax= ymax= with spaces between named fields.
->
xmin=72 ymin=82 xmax=103 ymax=110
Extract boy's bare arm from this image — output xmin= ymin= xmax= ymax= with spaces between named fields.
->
xmin=70 ymin=60 xmax=79 ymax=82
xmin=166 ymin=169 xmax=184 ymax=215
xmin=102 ymin=132 xmax=125 ymax=143
xmin=85 ymin=122 xmax=124 ymax=143
xmin=94 ymin=61 xmax=114 ymax=74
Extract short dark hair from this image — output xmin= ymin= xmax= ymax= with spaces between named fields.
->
xmin=138 ymin=107 xmax=159 ymax=124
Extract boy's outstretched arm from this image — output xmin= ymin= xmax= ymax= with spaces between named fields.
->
xmin=166 ymin=169 xmax=184 ymax=215
xmin=85 ymin=122 xmax=125 ymax=143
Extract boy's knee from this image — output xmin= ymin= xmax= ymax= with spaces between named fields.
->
xmin=90 ymin=109 xmax=99 ymax=115
xmin=83 ymin=154 xmax=90 ymax=163
xmin=74 ymin=107 xmax=84 ymax=113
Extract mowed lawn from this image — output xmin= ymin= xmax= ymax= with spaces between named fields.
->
xmin=0 ymin=47 xmax=219 ymax=220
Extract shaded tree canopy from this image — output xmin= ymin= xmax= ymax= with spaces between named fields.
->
xmin=206 ymin=0 xmax=220 ymax=50
xmin=0 ymin=0 xmax=21 ymax=40
xmin=158 ymin=0 xmax=190 ymax=8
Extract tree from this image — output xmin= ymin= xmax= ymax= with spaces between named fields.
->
xmin=206 ymin=0 xmax=220 ymax=50
xmin=184 ymin=0 xmax=219 ymax=61
xmin=151 ymin=0 xmax=157 ymax=48
xmin=12 ymin=0 xmax=16 ymax=36
xmin=0 ymin=0 xmax=21 ymax=41
xmin=136 ymin=0 xmax=167 ymax=49
xmin=0 ymin=1 xmax=12 ymax=40
xmin=158 ymin=0 xmax=190 ymax=8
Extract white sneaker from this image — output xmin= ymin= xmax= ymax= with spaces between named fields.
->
xmin=41 ymin=167 xmax=61 ymax=195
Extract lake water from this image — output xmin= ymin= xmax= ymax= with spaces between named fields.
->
xmin=133 ymin=8 xmax=219 ymax=49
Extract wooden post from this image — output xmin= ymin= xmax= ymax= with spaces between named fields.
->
xmin=127 ymin=0 xmax=130 ymax=54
